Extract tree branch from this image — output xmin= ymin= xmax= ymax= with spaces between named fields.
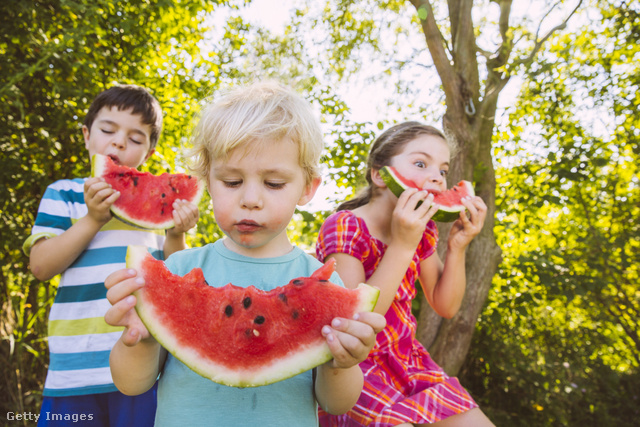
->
xmin=515 ymin=0 xmax=584 ymax=68
xmin=409 ymin=0 xmax=458 ymax=100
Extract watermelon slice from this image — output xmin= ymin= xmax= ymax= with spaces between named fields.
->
xmin=379 ymin=165 xmax=475 ymax=222
xmin=91 ymin=154 xmax=204 ymax=229
xmin=126 ymin=245 xmax=380 ymax=388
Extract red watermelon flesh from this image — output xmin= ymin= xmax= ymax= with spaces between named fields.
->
xmin=379 ymin=166 xmax=475 ymax=222
xmin=91 ymin=154 xmax=204 ymax=229
xmin=126 ymin=245 xmax=380 ymax=388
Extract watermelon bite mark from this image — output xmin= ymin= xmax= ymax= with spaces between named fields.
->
xmin=126 ymin=246 xmax=379 ymax=388
xmin=379 ymin=165 xmax=475 ymax=222
xmin=91 ymin=154 xmax=204 ymax=229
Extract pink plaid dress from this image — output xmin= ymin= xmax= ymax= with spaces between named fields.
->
xmin=316 ymin=211 xmax=478 ymax=426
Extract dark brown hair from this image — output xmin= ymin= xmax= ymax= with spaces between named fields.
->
xmin=337 ymin=121 xmax=450 ymax=211
xmin=83 ymin=84 xmax=163 ymax=151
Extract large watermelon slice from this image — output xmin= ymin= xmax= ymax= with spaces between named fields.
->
xmin=91 ymin=154 xmax=204 ymax=229
xmin=126 ymin=245 xmax=380 ymax=388
xmin=379 ymin=165 xmax=475 ymax=222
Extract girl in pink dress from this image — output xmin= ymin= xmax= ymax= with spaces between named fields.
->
xmin=316 ymin=122 xmax=494 ymax=426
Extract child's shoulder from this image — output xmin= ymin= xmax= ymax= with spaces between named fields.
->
xmin=321 ymin=210 xmax=367 ymax=235
xmin=46 ymin=177 xmax=86 ymax=191
xmin=39 ymin=178 xmax=87 ymax=205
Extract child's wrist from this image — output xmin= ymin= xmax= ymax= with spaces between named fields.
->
xmin=166 ymin=228 xmax=185 ymax=238
xmin=386 ymin=241 xmax=417 ymax=258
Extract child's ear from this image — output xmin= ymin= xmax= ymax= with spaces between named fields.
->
xmin=297 ymin=176 xmax=321 ymax=206
xmin=370 ymin=168 xmax=386 ymax=188
xmin=143 ymin=148 xmax=155 ymax=163
xmin=82 ymin=125 xmax=90 ymax=149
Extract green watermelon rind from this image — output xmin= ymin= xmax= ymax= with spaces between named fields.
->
xmin=126 ymin=245 xmax=380 ymax=388
xmin=379 ymin=166 xmax=474 ymax=223
xmin=91 ymin=154 xmax=205 ymax=230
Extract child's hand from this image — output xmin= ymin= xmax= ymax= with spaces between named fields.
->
xmin=84 ymin=177 xmax=119 ymax=225
xmin=448 ymin=195 xmax=487 ymax=250
xmin=104 ymin=268 xmax=153 ymax=347
xmin=168 ymin=199 xmax=200 ymax=235
xmin=322 ymin=311 xmax=386 ymax=369
xmin=390 ymin=189 xmax=438 ymax=251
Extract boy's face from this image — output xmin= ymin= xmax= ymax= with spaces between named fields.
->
xmin=208 ymin=137 xmax=320 ymax=258
xmin=83 ymin=106 xmax=154 ymax=168
xmin=390 ymin=134 xmax=450 ymax=193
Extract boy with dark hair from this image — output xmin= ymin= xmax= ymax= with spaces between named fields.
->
xmin=24 ymin=84 xmax=199 ymax=426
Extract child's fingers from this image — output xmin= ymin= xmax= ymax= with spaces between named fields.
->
xmin=84 ymin=179 xmax=111 ymax=199
xmin=325 ymin=316 xmax=379 ymax=354
xmin=105 ymin=274 xmax=145 ymax=306
xmin=322 ymin=325 xmax=360 ymax=368
xmin=353 ymin=311 xmax=387 ymax=334
xmin=105 ymin=268 xmax=138 ymax=290
xmin=104 ymin=295 xmax=137 ymax=327
xmin=121 ymin=327 xmax=144 ymax=347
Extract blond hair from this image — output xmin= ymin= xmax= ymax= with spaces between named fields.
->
xmin=187 ymin=81 xmax=323 ymax=185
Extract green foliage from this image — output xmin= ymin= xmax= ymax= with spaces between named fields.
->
xmin=0 ymin=0 xmax=225 ymax=417
xmin=3 ymin=1 xmax=640 ymax=424
xmin=461 ymin=1 xmax=640 ymax=424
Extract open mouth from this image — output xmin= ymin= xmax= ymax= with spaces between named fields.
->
xmin=108 ymin=154 xmax=120 ymax=165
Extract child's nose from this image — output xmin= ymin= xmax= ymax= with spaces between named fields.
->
xmin=241 ymin=185 xmax=263 ymax=209
xmin=111 ymin=134 xmax=126 ymax=149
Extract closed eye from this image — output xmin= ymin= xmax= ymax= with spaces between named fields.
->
xmin=224 ymin=180 xmax=242 ymax=188
xmin=266 ymin=181 xmax=286 ymax=190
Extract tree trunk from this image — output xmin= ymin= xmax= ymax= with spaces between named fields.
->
xmin=409 ymin=0 xmax=579 ymax=374
xmin=410 ymin=0 xmax=505 ymax=375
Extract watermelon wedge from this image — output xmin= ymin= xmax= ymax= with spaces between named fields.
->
xmin=126 ymin=245 xmax=380 ymax=388
xmin=91 ymin=154 xmax=204 ymax=229
xmin=379 ymin=165 xmax=475 ymax=222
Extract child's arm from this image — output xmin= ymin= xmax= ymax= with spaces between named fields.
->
xmin=315 ymin=312 xmax=386 ymax=414
xmin=419 ymin=195 xmax=487 ymax=318
xmin=29 ymin=178 xmax=118 ymax=281
xmin=163 ymin=199 xmax=199 ymax=257
xmin=334 ymin=189 xmax=439 ymax=316
xmin=104 ymin=268 xmax=166 ymax=395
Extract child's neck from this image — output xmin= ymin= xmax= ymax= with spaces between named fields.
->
xmin=222 ymin=236 xmax=294 ymax=259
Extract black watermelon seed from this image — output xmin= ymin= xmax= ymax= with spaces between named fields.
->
xmin=319 ymin=279 xmax=328 ymax=282
xmin=243 ymin=297 xmax=252 ymax=309
xmin=224 ymin=305 xmax=233 ymax=317
xmin=132 ymin=177 xmax=139 ymax=187
xmin=293 ymin=279 xmax=304 ymax=286
xmin=278 ymin=293 xmax=288 ymax=304
xmin=292 ymin=310 xmax=299 ymax=319
xmin=244 ymin=329 xmax=252 ymax=337
xmin=161 ymin=193 xmax=166 ymax=198
xmin=254 ymin=315 xmax=265 ymax=325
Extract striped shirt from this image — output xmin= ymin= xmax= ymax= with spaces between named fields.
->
xmin=24 ymin=178 xmax=165 ymax=397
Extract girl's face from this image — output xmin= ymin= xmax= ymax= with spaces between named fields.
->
xmin=389 ymin=134 xmax=450 ymax=193
xmin=83 ymin=106 xmax=154 ymax=168
xmin=208 ymin=137 xmax=320 ymax=258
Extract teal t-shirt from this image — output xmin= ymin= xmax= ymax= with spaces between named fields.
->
xmin=156 ymin=240 xmax=343 ymax=427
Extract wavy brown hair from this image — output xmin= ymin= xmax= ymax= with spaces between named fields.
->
xmin=337 ymin=121 xmax=455 ymax=211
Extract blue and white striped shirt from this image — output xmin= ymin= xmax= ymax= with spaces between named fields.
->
xmin=24 ymin=178 xmax=165 ymax=397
